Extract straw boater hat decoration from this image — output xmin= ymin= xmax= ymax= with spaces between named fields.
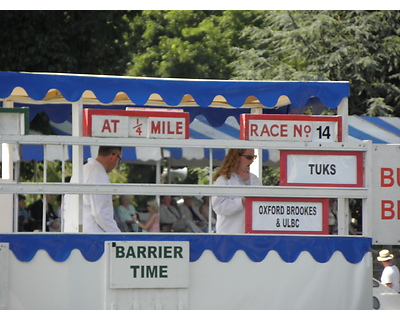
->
xmin=377 ymin=249 xmax=394 ymax=261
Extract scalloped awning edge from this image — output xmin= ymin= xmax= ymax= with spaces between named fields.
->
xmin=0 ymin=234 xmax=370 ymax=264
xmin=0 ymin=72 xmax=349 ymax=109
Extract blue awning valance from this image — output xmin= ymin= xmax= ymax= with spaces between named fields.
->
xmin=0 ymin=234 xmax=371 ymax=264
xmin=0 ymin=71 xmax=349 ymax=110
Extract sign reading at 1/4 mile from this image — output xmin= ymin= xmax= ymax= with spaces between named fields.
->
xmin=245 ymin=197 xmax=329 ymax=234
xmin=83 ymin=108 xmax=189 ymax=139
xmin=108 ymin=241 xmax=189 ymax=289
xmin=240 ymin=114 xmax=342 ymax=142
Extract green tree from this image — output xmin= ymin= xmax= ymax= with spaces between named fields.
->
xmin=232 ymin=10 xmax=400 ymax=116
xmin=0 ymin=10 xmax=137 ymax=75
xmin=126 ymin=10 xmax=263 ymax=79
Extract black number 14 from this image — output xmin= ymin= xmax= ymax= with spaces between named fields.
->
xmin=316 ymin=125 xmax=331 ymax=139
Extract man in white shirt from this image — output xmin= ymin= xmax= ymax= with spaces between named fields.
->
xmin=377 ymin=249 xmax=400 ymax=293
xmin=64 ymin=146 xmax=122 ymax=233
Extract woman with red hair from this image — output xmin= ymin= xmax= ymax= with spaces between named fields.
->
xmin=212 ymin=149 xmax=262 ymax=234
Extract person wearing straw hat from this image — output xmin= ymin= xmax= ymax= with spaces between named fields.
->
xmin=377 ymin=249 xmax=399 ymax=293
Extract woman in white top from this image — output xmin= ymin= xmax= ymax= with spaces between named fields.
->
xmin=212 ymin=149 xmax=263 ymax=234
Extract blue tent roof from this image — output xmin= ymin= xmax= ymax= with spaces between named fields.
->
xmin=0 ymin=71 xmax=349 ymax=110
xmin=0 ymin=72 xmax=352 ymax=164
xmin=2 ymin=73 xmax=399 ymax=163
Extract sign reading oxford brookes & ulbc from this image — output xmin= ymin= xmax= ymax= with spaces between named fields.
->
xmin=83 ymin=108 xmax=189 ymax=139
xmin=245 ymin=197 xmax=329 ymax=234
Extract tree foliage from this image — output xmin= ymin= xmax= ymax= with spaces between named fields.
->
xmin=232 ymin=10 xmax=400 ymax=116
xmin=2 ymin=10 xmax=399 ymax=116
xmin=126 ymin=10 xmax=263 ymax=79
xmin=0 ymin=10 xmax=137 ymax=75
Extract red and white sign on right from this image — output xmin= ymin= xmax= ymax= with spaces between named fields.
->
xmin=372 ymin=144 xmax=400 ymax=244
xmin=240 ymin=114 xmax=342 ymax=142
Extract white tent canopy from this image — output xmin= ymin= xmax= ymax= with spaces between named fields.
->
xmin=0 ymin=71 xmax=351 ymax=166
xmin=2 ymin=113 xmax=400 ymax=167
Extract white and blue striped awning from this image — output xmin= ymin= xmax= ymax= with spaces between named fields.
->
xmin=3 ymin=113 xmax=400 ymax=166
xmin=348 ymin=115 xmax=400 ymax=144
xmin=5 ymin=71 xmax=388 ymax=166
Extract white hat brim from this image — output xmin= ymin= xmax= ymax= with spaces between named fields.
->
xmin=377 ymin=254 xmax=394 ymax=261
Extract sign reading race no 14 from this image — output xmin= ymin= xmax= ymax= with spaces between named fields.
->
xmin=245 ymin=197 xmax=329 ymax=234
xmin=108 ymin=241 xmax=189 ymax=289
xmin=83 ymin=108 xmax=189 ymax=139
xmin=240 ymin=114 xmax=342 ymax=142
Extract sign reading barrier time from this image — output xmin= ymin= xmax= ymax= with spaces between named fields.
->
xmin=280 ymin=150 xmax=364 ymax=187
xmin=245 ymin=197 xmax=329 ymax=234
xmin=240 ymin=114 xmax=342 ymax=142
xmin=108 ymin=241 xmax=189 ymax=289
xmin=83 ymin=108 xmax=189 ymax=139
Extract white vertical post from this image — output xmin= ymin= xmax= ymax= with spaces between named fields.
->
xmin=250 ymin=107 xmax=262 ymax=179
xmin=336 ymin=97 xmax=349 ymax=235
xmin=156 ymin=159 xmax=161 ymax=184
xmin=208 ymin=148 xmax=213 ymax=233
xmin=156 ymin=158 xmax=161 ymax=214
xmin=337 ymin=198 xmax=350 ymax=235
xmin=1 ymin=143 xmax=13 ymax=180
xmin=1 ymin=100 xmax=14 ymax=232
xmin=337 ymin=97 xmax=349 ymax=142
xmin=1 ymin=100 xmax=14 ymax=180
xmin=60 ymin=146 xmax=66 ymax=232
xmin=68 ymin=100 xmax=84 ymax=232
xmin=0 ymin=190 xmax=13 ymax=233
xmin=209 ymin=148 xmax=213 ymax=186
xmin=363 ymin=140 xmax=373 ymax=237
xmin=42 ymin=145 xmax=48 ymax=232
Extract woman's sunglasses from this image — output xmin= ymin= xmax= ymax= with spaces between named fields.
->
xmin=241 ymin=155 xmax=257 ymax=160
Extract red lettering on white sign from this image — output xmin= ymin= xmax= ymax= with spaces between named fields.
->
xmin=293 ymin=124 xmax=312 ymax=137
xmin=381 ymin=200 xmax=400 ymax=220
xmin=250 ymin=123 xmax=289 ymax=138
xmin=101 ymin=119 xmax=120 ymax=133
xmin=151 ymin=120 xmax=184 ymax=135
xmin=83 ymin=109 xmax=189 ymax=139
xmin=240 ymin=114 xmax=342 ymax=142
xmin=380 ymin=167 xmax=400 ymax=187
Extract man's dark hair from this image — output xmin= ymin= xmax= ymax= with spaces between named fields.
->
xmin=98 ymin=146 xmax=122 ymax=157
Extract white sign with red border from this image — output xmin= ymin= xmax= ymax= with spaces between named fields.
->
xmin=83 ymin=109 xmax=189 ymax=139
xmin=371 ymin=144 xmax=400 ymax=244
xmin=280 ymin=150 xmax=364 ymax=187
xmin=245 ymin=197 xmax=329 ymax=234
xmin=240 ymin=114 xmax=342 ymax=142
